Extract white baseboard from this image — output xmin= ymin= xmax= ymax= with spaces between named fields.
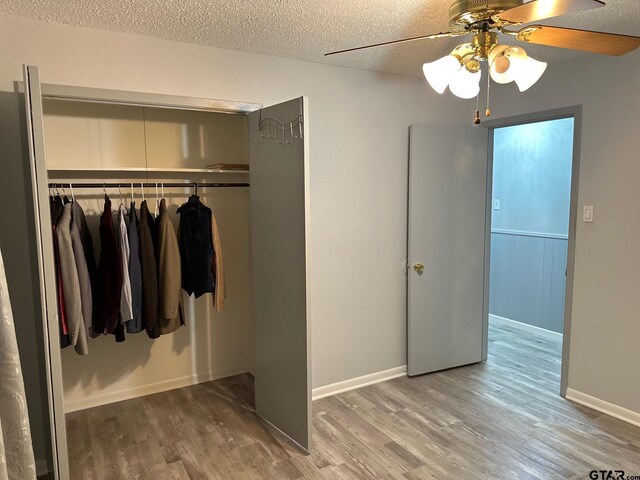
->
xmin=64 ymin=364 xmax=251 ymax=413
xmin=312 ymin=366 xmax=407 ymax=401
xmin=36 ymin=458 xmax=49 ymax=476
xmin=566 ymin=388 xmax=640 ymax=428
xmin=489 ymin=314 xmax=563 ymax=340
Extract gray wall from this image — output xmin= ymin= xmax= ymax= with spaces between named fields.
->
xmin=490 ymin=233 xmax=568 ymax=333
xmin=489 ymin=119 xmax=573 ymax=333
xmin=492 ymin=118 xmax=574 ymax=236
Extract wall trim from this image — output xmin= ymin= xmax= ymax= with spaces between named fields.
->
xmin=566 ymin=388 xmax=640 ymax=428
xmin=64 ymin=364 xmax=251 ymax=413
xmin=489 ymin=314 xmax=563 ymax=340
xmin=312 ymin=366 xmax=407 ymax=401
xmin=491 ymin=228 xmax=569 ymax=240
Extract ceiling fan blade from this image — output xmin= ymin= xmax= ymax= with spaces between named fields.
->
xmin=497 ymin=0 xmax=604 ymax=24
xmin=325 ymin=31 xmax=463 ymax=56
xmin=518 ymin=25 xmax=640 ymax=56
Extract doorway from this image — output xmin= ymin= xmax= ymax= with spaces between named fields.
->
xmin=487 ymin=116 xmax=575 ymax=394
xmin=483 ymin=108 xmax=582 ymax=397
xmin=406 ymin=107 xmax=581 ymax=398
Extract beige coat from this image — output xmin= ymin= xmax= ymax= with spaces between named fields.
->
xmin=156 ymin=199 xmax=183 ymax=334
xmin=211 ymin=211 xmax=225 ymax=312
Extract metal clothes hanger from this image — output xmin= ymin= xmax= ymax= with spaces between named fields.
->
xmin=154 ymin=182 xmax=159 ymax=217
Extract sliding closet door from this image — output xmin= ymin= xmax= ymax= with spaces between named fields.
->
xmin=407 ymin=124 xmax=489 ymax=377
xmin=249 ymin=97 xmax=311 ymax=451
xmin=23 ymin=65 xmax=70 ymax=479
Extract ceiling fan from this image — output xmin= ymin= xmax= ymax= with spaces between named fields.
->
xmin=325 ymin=0 xmax=640 ymax=123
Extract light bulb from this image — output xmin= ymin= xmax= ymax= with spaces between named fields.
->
xmin=489 ymin=46 xmax=528 ymax=84
xmin=514 ymin=56 xmax=548 ymax=92
xmin=449 ymin=67 xmax=481 ymax=99
xmin=423 ymin=55 xmax=461 ymax=94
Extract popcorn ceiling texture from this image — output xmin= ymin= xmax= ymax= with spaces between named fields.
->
xmin=0 ymin=0 xmax=638 ymax=76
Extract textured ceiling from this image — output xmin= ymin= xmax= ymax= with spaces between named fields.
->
xmin=1 ymin=0 xmax=639 ymax=76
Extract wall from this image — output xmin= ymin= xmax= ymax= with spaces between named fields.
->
xmin=0 ymin=14 xmax=468 ymax=468
xmin=489 ymin=119 xmax=573 ymax=333
xmin=492 ymin=118 xmax=574 ymax=236
xmin=490 ymin=233 xmax=567 ymax=333
xmin=488 ymin=48 xmax=640 ymax=416
xmin=43 ymin=101 xmax=253 ymax=411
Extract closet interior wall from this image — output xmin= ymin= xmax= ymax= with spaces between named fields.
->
xmin=43 ymin=99 xmax=254 ymax=412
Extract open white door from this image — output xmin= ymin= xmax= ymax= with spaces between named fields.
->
xmin=23 ymin=65 xmax=69 ymax=478
xmin=407 ymin=124 xmax=489 ymax=377
xmin=249 ymin=97 xmax=311 ymax=450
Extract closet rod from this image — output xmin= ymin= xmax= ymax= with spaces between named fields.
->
xmin=48 ymin=182 xmax=249 ymax=189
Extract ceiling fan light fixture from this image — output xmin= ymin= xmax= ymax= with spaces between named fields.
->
xmin=514 ymin=56 xmax=548 ymax=92
xmin=449 ymin=66 xmax=481 ymax=99
xmin=489 ymin=45 xmax=528 ymax=84
xmin=422 ymin=55 xmax=461 ymax=94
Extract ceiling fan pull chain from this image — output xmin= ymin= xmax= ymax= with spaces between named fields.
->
xmin=473 ymin=87 xmax=481 ymax=125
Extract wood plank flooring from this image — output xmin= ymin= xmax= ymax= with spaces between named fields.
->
xmin=66 ymin=322 xmax=640 ymax=479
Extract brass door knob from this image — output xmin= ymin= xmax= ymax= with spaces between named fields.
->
xmin=413 ymin=263 xmax=425 ymax=274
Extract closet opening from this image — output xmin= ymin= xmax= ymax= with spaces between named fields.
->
xmin=23 ymin=66 xmax=311 ymax=480
xmin=485 ymin=110 xmax=581 ymax=398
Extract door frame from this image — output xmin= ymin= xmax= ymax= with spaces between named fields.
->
xmin=25 ymin=67 xmax=314 ymax=479
xmin=481 ymin=105 xmax=583 ymax=397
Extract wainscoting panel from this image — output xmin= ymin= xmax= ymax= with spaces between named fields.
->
xmin=489 ymin=231 xmax=568 ymax=333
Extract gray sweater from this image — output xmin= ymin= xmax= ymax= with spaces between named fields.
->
xmin=57 ymin=204 xmax=89 ymax=355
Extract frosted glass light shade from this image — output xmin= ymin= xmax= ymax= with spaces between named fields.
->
xmin=514 ymin=56 xmax=547 ymax=92
xmin=449 ymin=67 xmax=481 ymax=99
xmin=423 ymin=55 xmax=461 ymax=94
xmin=489 ymin=46 xmax=527 ymax=84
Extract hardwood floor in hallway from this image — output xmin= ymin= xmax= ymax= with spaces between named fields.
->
xmin=66 ymin=321 xmax=640 ymax=479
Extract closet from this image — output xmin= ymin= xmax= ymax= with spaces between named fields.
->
xmin=23 ymin=65 xmax=311 ymax=480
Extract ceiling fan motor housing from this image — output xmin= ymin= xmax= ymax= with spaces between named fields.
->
xmin=449 ymin=0 xmax=523 ymax=29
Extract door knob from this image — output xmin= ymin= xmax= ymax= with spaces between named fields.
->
xmin=413 ymin=263 xmax=425 ymax=274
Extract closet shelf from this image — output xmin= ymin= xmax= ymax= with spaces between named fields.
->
xmin=47 ymin=167 xmax=250 ymax=174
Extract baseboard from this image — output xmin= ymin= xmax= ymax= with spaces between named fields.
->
xmin=64 ymin=364 xmax=251 ymax=413
xmin=489 ymin=314 xmax=563 ymax=340
xmin=312 ymin=366 xmax=407 ymax=401
xmin=36 ymin=458 xmax=49 ymax=476
xmin=566 ymin=388 xmax=640 ymax=428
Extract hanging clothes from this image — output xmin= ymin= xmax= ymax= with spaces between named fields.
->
xmin=0 ymin=247 xmax=37 ymax=480
xmin=71 ymin=201 xmax=99 ymax=337
xmin=51 ymin=195 xmax=70 ymax=349
xmin=177 ymin=195 xmax=214 ymax=298
xmin=211 ymin=210 xmax=225 ymax=311
xmin=138 ymin=200 xmax=159 ymax=339
xmin=156 ymin=198 xmax=183 ymax=334
xmin=118 ymin=205 xmax=134 ymax=325
xmin=56 ymin=204 xmax=89 ymax=355
xmin=69 ymin=203 xmax=93 ymax=354
xmin=127 ymin=202 xmax=143 ymax=333
xmin=96 ymin=196 xmax=124 ymax=341
xmin=200 ymin=198 xmax=226 ymax=312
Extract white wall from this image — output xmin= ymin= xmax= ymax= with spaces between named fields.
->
xmin=488 ymin=49 xmax=640 ymax=414
xmin=0 ymin=14 xmax=468 ymax=467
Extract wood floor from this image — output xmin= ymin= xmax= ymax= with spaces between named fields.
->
xmin=66 ymin=322 xmax=640 ymax=479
